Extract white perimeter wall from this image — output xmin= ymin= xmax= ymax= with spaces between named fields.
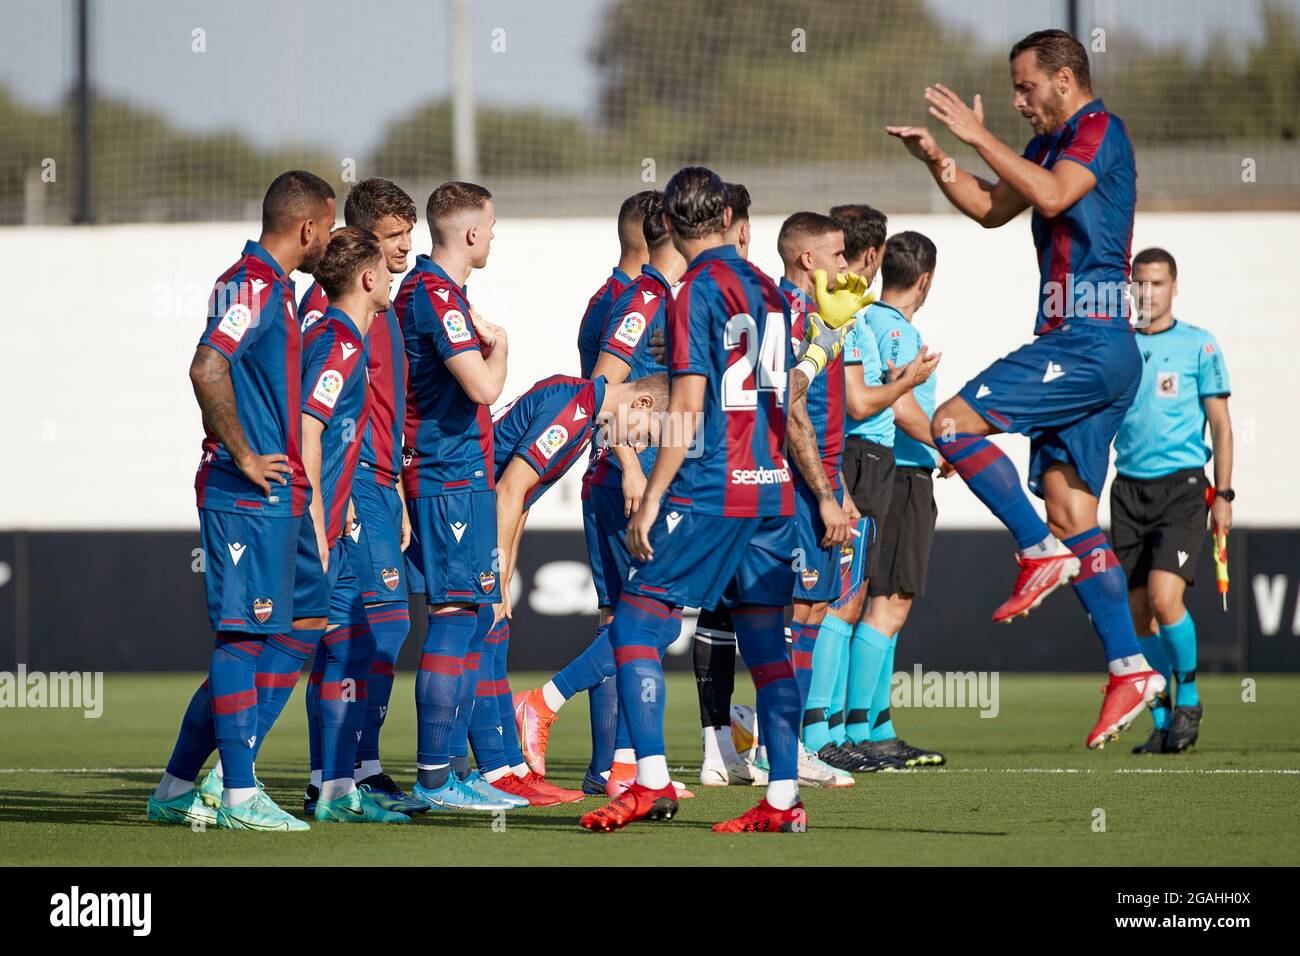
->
xmin=1 ymin=212 xmax=1296 ymax=530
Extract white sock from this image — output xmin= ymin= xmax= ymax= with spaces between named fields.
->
xmin=541 ymin=680 xmax=567 ymax=712
xmin=1019 ymin=535 xmax=1059 ymax=559
xmin=701 ymin=727 xmax=725 ymax=765
xmin=511 ymin=762 xmax=531 ymax=778
xmin=635 ymin=755 xmax=670 ymax=789
xmin=483 ymin=765 xmax=511 ymax=783
xmin=222 ymin=786 xmax=257 ymax=808
xmin=310 ymin=770 xmax=322 ymax=788
xmin=213 ymin=759 xmax=224 ymax=778
xmin=321 ymin=778 xmax=356 ymax=802
xmin=357 ymin=759 xmax=383 ymax=780
xmin=153 ymin=772 xmax=195 ymax=802
xmin=765 ymin=778 xmax=799 ymax=810
xmin=599 ymin=769 xmax=610 ymax=781
xmin=613 ymin=747 xmax=636 ymax=765
xmin=1109 ymin=653 xmax=1153 ymax=677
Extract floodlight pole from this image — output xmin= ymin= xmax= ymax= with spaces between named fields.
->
xmin=74 ymin=0 xmax=93 ymax=223
xmin=450 ymin=0 xmax=479 ymax=181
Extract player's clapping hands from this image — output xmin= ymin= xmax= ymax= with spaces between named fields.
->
xmin=471 ymin=308 xmax=507 ymax=357
xmin=888 ymin=346 xmax=942 ymax=389
xmin=922 ymin=84 xmax=987 ymax=146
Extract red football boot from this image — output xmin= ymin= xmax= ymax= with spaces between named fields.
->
xmin=605 ymin=760 xmax=637 ymax=798
xmin=513 ymin=688 xmax=558 ymax=776
xmin=518 ymin=771 xmax=586 ymax=804
xmin=1087 ymin=670 xmax=1167 ymax=749
xmin=579 ymin=782 xmax=678 ymax=832
xmin=712 ymin=799 xmax=808 ymax=833
xmin=991 ymin=553 xmax=1080 ymax=623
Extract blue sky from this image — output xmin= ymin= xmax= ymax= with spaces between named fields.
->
xmin=0 ymin=0 xmax=1278 ymax=155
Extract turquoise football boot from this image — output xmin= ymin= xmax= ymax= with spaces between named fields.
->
xmin=411 ymin=773 xmax=517 ymax=812
xmin=215 ymin=788 xmax=310 ymax=831
xmin=458 ymin=770 xmax=529 ymax=808
xmin=315 ymin=786 xmax=410 ymax=823
xmin=147 ymin=788 xmax=218 ymax=827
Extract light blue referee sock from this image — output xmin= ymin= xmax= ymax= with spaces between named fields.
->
xmin=846 ymin=623 xmax=891 ymax=744
xmin=1139 ymin=633 xmax=1172 ymax=731
xmin=869 ymin=635 xmax=898 ymax=742
xmin=802 ymin=614 xmax=852 ymax=753
xmin=1160 ymin=611 xmax=1199 ymax=708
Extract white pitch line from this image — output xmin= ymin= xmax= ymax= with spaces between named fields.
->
xmin=0 ymin=767 xmax=167 ymax=774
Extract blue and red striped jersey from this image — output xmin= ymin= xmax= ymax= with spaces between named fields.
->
xmin=577 ymin=267 xmax=632 ymax=377
xmin=301 ymin=306 xmax=369 ymax=547
xmin=299 ymin=282 xmax=407 ymax=488
xmin=588 ymin=264 xmax=671 ymax=489
xmin=494 ymin=375 xmax=607 ymax=510
xmin=665 ymin=245 xmax=794 ymax=518
xmin=396 ymin=255 xmax=494 ymax=497
xmin=194 ymin=240 xmax=310 ymax=517
xmin=782 ymin=278 xmax=844 ymax=489
xmin=1023 ymin=98 xmax=1136 ymax=336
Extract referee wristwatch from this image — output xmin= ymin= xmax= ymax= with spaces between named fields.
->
xmin=1212 ymin=488 xmax=1236 ymax=502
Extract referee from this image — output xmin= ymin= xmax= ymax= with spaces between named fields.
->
xmin=1111 ymin=248 xmax=1233 ymax=754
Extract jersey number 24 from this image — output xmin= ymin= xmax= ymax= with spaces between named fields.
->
xmin=721 ymin=311 xmax=787 ymax=410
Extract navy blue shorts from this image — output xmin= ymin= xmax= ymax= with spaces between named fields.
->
xmin=583 ymin=483 xmax=633 ymax=609
xmin=624 ymin=504 xmax=795 ymax=610
xmin=406 ymin=490 xmax=500 ymax=605
xmin=199 ymin=510 xmax=328 ymax=632
xmin=792 ymin=482 xmax=844 ymax=604
xmin=352 ymin=478 xmax=423 ymax=602
xmin=958 ymin=325 xmax=1141 ymax=498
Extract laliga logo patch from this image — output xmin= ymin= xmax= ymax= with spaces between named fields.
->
xmin=479 ymin=570 xmax=497 ymax=593
xmin=252 ymin=597 xmax=274 ymax=623
xmin=382 ymin=567 xmax=400 ymax=590
xmin=614 ymin=311 xmax=647 ymax=347
xmin=312 ymin=369 xmax=345 ymax=408
xmin=801 ymin=569 xmax=820 ymax=589
xmin=442 ymin=309 xmax=472 ymax=344
xmin=218 ymin=303 xmax=253 ymax=342
xmin=534 ymin=424 xmax=569 ymax=460
xmin=301 ymin=309 xmax=323 ymax=333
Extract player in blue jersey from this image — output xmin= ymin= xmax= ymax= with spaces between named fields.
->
xmin=1112 ymin=248 xmax=1233 ymax=755
xmin=293 ymin=228 xmax=408 ymax=824
xmin=578 ymin=166 xmax=868 ymax=834
xmin=148 ymin=171 xmax=335 ymax=831
xmin=513 ymin=194 xmax=686 ymax=792
xmin=394 ymin=181 xmax=516 ymax=813
xmin=889 ymin=29 xmax=1164 ymax=748
xmin=577 ymin=191 xmax=658 ymax=377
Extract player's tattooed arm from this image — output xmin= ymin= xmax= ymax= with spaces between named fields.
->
xmin=190 ymin=346 xmax=291 ymax=496
xmin=786 ymin=398 xmax=850 ymax=547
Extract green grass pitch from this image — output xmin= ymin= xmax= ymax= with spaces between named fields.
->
xmin=2 ymin=673 xmax=1297 ymax=866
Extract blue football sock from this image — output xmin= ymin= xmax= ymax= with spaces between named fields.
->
xmin=734 ymin=606 xmax=800 ymax=782
xmin=1140 ymin=633 xmax=1172 ymax=730
xmin=415 ymin=608 xmax=476 ymax=768
xmin=869 ymin=636 xmax=897 ymax=741
xmin=610 ymin=594 xmax=673 ymax=760
xmin=803 ymin=613 xmax=851 ymax=752
xmin=489 ymin=620 xmax=526 ymax=768
xmin=164 ymin=681 xmax=216 ymax=781
xmin=553 ymin=624 xmax=615 ymax=699
xmin=358 ymin=602 xmax=409 ymax=763
xmin=1065 ymin=527 xmax=1143 ymax=662
xmin=829 ymin=635 xmax=851 ymax=745
xmin=847 ymin=622 xmax=891 ymax=743
xmin=315 ymin=619 xmax=377 ymax=782
xmin=468 ymin=663 xmax=509 ymax=775
xmin=451 ymin=606 xmax=493 ymax=765
xmin=936 ymin=432 xmax=1052 ymax=549
xmin=208 ymin=634 xmax=263 ymax=790
xmin=791 ymin=621 xmax=818 ymax=710
xmin=252 ymin=629 xmax=316 ymax=762
xmin=588 ymin=677 xmax=619 ymax=775
xmin=1160 ymin=610 xmax=1199 ymax=707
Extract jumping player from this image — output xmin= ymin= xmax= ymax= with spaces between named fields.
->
xmin=888 ymin=29 xmax=1164 ymax=747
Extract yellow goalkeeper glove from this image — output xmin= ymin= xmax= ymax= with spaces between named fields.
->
xmin=812 ymin=269 xmax=875 ymax=330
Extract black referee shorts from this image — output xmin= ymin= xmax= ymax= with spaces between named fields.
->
xmin=842 ymin=437 xmax=895 ymax=583
xmin=868 ymin=466 xmax=937 ymax=599
xmin=1110 ymin=468 xmax=1209 ymax=587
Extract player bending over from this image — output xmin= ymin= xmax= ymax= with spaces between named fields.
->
xmin=888 ymin=29 xmax=1163 ymax=747
xmin=1114 ymin=248 xmax=1232 ymax=755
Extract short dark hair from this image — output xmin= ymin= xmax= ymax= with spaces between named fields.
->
xmin=663 ymin=166 xmax=728 ymax=239
xmin=829 ymin=204 xmax=888 ymax=262
xmin=1009 ymin=29 xmax=1091 ymax=91
xmin=725 ymin=182 xmax=751 ymax=222
xmin=881 ymin=231 xmax=938 ymax=290
xmin=344 ymin=178 xmax=417 ymax=231
xmin=641 ymin=191 xmax=670 ymax=249
xmin=262 ymin=170 xmax=334 ymax=233
xmin=314 ymin=226 xmax=385 ymax=300
xmin=619 ymin=190 xmax=660 ymax=251
xmin=426 ymin=181 xmax=492 ymax=245
xmin=777 ymin=211 xmax=842 ymax=265
xmin=1132 ymin=247 xmax=1178 ymax=279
